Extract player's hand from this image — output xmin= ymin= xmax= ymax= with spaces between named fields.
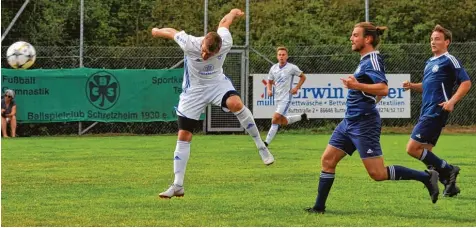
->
xmin=230 ymin=9 xmax=244 ymax=17
xmin=267 ymin=89 xmax=273 ymax=97
xmin=290 ymin=87 xmax=299 ymax=95
xmin=439 ymin=100 xmax=455 ymax=112
xmin=402 ymin=80 xmax=412 ymax=91
xmin=340 ymin=75 xmax=359 ymax=90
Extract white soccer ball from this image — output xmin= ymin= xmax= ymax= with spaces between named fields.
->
xmin=6 ymin=41 xmax=36 ymax=69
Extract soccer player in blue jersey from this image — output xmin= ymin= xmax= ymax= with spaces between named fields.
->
xmin=306 ymin=22 xmax=440 ymax=214
xmin=402 ymin=25 xmax=471 ymax=197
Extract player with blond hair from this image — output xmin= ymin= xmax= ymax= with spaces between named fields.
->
xmin=152 ymin=8 xmax=274 ymax=199
xmin=264 ymin=46 xmax=307 ymax=147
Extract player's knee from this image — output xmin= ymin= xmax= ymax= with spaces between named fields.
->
xmin=178 ymin=130 xmax=193 ymax=142
xmin=226 ymin=97 xmax=243 ymax=112
xmin=321 ymin=156 xmax=337 ymax=171
xmin=271 ymin=114 xmax=283 ymax=125
xmin=177 ymin=115 xmax=198 ymax=141
xmin=406 ymin=143 xmax=421 ymax=158
xmin=281 ymin=116 xmax=289 ymax=126
xmin=368 ymin=170 xmax=386 ymax=181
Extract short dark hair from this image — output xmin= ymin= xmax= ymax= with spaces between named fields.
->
xmin=433 ymin=24 xmax=452 ymax=43
xmin=204 ymin=32 xmax=222 ymax=53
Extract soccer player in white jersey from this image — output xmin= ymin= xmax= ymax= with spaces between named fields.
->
xmin=264 ymin=47 xmax=307 ymax=147
xmin=151 ymin=8 xmax=274 ymax=199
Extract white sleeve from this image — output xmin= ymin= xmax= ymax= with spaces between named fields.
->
xmin=174 ymin=31 xmax=190 ymax=51
xmin=217 ymin=27 xmax=233 ymax=48
xmin=268 ymin=66 xmax=275 ymax=80
xmin=293 ymin=64 xmax=303 ymax=77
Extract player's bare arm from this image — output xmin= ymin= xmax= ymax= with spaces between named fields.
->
xmin=151 ymin=28 xmax=179 ymax=40
xmin=340 ymin=75 xmax=388 ymax=96
xmin=402 ymin=81 xmax=423 ymax=92
xmin=439 ymin=80 xmax=471 ymax=112
xmin=218 ymin=8 xmax=245 ymax=29
xmin=267 ymin=80 xmax=274 ymax=96
xmin=290 ymin=73 xmax=306 ymax=95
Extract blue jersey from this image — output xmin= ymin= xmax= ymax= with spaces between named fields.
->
xmin=420 ymin=52 xmax=470 ymax=121
xmin=346 ymin=51 xmax=388 ymax=118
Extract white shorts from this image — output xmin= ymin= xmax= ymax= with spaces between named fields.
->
xmin=275 ymin=100 xmax=291 ymax=116
xmin=176 ymin=77 xmax=237 ymax=120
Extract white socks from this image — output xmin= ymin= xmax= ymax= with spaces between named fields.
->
xmin=234 ymin=106 xmax=265 ymax=148
xmin=265 ymin=124 xmax=279 ymax=145
xmin=173 ymin=140 xmax=191 ymax=186
xmin=286 ymin=115 xmax=302 ymax=125
xmin=265 ymin=115 xmax=302 ymax=145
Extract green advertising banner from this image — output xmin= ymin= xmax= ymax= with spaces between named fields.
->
xmin=1 ymin=68 xmax=186 ymax=123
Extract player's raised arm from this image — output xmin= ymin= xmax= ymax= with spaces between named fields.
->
xmin=151 ymin=28 xmax=179 ymax=40
xmin=218 ymin=8 xmax=245 ymax=30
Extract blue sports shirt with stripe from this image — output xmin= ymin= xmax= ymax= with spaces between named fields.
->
xmin=346 ymin=51 xmax=388 ymax=118
xmin=420 ymin=52 xmax=470 ymax=120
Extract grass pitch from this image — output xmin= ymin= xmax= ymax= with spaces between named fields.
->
xmin=2 ymin=134 xmax=476 ymax=226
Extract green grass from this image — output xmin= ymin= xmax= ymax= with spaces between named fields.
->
xmin=2 ymin=134 xmax=476 ymax=226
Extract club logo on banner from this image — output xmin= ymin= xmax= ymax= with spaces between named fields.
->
xmin=86 ymin=71 xmax=120 ymax=110
xmin=252 ymin=74 xmax=411 ymax=119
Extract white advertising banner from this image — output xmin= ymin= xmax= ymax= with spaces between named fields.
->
xmin=252 ymin=74 xmax=411 ymax=119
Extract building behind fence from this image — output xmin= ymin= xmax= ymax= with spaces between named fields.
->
xmin=1 ymin=43 xmax=475 ymax=135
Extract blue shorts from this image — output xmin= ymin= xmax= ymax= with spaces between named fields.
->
xmin=329 ymin=113 xmax=383 ymax=159
xmin=411 ymin=117 xmax=444 ymax=146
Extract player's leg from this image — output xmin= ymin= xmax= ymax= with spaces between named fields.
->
xmin=351 ymin=115 xmax=439 ymax=203
xmin=225 ymin=94 xmax=274 ymax=165
xmin=159 ymin=91 xmax=203 ymax=199
xmin=159 ymin=117 xmax=198 ymax=199
xmin=361 ymin=156 xmax=439 ymax=203
xmin=1 ymin=117 xmax=8 ymax=137
xmin=306 ymin=120 xmax=353 ymax=214
xmin=284 ymin=113 xmax=307 ymax=125
xmin=280 ymin=100 xmax=307 ymax=127
xmin=264 ymin=112 xmax=284 ymax=147
xmin=274 ymin=100 xmax=307 ymax=127
xmin=407 ymin=118 xmax=460 ymax=196
xmin=265 ymin=101 xmax=307 ymax=147
xmin=212 ymin=78 xmax=274 ymax=165
xmin=10 ymin=116 xmax=16 ymax=137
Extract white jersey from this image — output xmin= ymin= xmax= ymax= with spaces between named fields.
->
xmin=268 ymin=62 xmax=303 ymax=102
xmin=174 ymin=27 xmax=233 ymax=89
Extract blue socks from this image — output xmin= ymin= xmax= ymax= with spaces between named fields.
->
xmin=313 ymin=171 xmax=335 ymax=210
xmin=387 ymin=165 xmax=429 ymax=182
xmin=420 ymin=149 xmax=453 ymax=176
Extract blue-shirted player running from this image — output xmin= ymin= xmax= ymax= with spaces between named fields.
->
xmin=306 ymin=22 xmax=440 ymax=214
xmin=403 ymin=25 xmax=471 ymax=197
